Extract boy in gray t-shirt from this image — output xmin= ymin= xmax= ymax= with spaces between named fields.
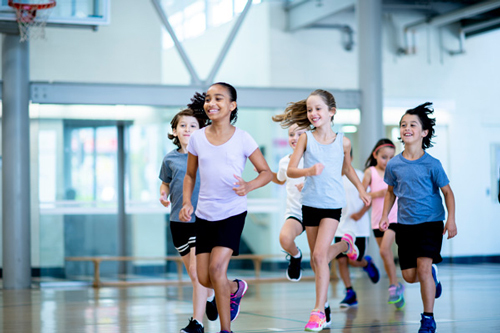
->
xmin=159 ymin=108 xmax=217 ymax=333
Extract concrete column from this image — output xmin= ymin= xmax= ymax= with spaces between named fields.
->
xmin=357 ymin=0 xmax=384 ymax=168
xmin=2 ymin=35 xmax=31 ymax=289
xmin=117 ymin=123 xmax=128 ymax=274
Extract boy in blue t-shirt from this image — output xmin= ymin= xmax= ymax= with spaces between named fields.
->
xmin=379 ymin=102 xmax=457 ymax=333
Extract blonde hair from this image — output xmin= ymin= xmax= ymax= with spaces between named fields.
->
xmin=272 ymin=89 xmax=337 ymax=129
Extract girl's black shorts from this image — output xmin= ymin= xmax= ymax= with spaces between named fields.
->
xmin=195 ymin=211 xmax=247 ymax=256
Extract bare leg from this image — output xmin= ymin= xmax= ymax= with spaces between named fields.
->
xmin=207 ymin=246 xmax=238 ymax=333
xmin=279 ymin=218 xmax=303 ymax=256
xmin=337 ymin=257 xmax=352 ymax=288
xmin=417 ymin=257 xmax=436 ymax=313
xmin=306 ymin=219 xmax=339 ymax=312
xmin=181 ymin=248 xmax=210 ymax=322
xmin=377 ymin=229 xmax=398 ymax=285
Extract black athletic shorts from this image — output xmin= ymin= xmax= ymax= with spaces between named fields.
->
xmin=195 ymin=211 xmax=247 ymax=256
xmin=396 ymin=221 xmax=444 ymax=270
xmin=373 ymin=223 xmax=398 ymax=238
xmin=302 ymin=205 xmax=342 ymax=227
xmin=170 ymin=221 xmax=196 ymax=257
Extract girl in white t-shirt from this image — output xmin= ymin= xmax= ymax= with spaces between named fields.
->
xmin=180 ymin=82 xmax=272 ymax=333
xmin=269 ymin=123 xmax=308 ymax=281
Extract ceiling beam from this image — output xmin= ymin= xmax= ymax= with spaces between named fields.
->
xmin=286 ymin=0 xmax=355 ymax=31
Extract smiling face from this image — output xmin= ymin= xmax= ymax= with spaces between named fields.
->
xmin=306 ymin=94 xmax=335 ymax=128
xmin=400 ymin=114 xmax=428 ymax=147
xmin=204 ymin=84 xmax=237 ymax=123
xmin=173 ymin=115 xmax=200 ymax=148
xmin=288 ymin=124 xmax=307 ymax=149
xmin=373 ymin=146 xmax=396 ymax=170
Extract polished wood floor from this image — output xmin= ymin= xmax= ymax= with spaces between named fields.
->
xmin=1 ymin=263 xmax=499 ymax=333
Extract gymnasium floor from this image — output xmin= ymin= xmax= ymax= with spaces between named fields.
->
xmin=1 ymin=263 xmax=499 ymax=333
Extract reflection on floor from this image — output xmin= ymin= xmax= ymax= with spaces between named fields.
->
xmin=1 ymin=263 xmax=499 ymax=333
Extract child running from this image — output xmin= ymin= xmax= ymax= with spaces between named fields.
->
xmin=334 ymin=152 xmax=380 ymax=308
xmin=277 ymin=89 xmax=371 ymax=332
xmin=379 ymin=102 xmax=457 ymax=333
xmin=159 ymin=108 xmax=217 ymax=333
xmin=269 ymin=123 xmax=308 ymax=281
xmin=179 ymin=82 xmax=273 ymax=333
xmin=362 ymin=138 xmax=405 ymax=308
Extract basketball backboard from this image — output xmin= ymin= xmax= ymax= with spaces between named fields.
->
xmin=0 ymin=0 xmax=110 ymax=33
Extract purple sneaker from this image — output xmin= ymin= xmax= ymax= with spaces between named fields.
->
xmin=230 ymin=279 xmax=248 ymax=321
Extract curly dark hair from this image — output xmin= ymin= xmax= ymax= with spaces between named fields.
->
xmin=168 ymin=108 xmax=206 ymax=149
xmin=399 ymin=102 xmax=436 ymax=150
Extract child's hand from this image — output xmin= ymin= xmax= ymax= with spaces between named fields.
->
xmin=295 ymin=183 xmax=304 ymax=192
xmin=350 ymin=212 xmax=362 ymax=221
xmin=309 ymin=163 xmax=324 ymax=176
xmin=379 ymin=217 xmax=389 ymax=231
xmin=179 ymin=204 xmax=193 ymax=222
xmin=233 ymin=175 xmax=250 ymax=196
xmin=159 ymin=191 xmax=170 ymax=207
xmin=360 ymin=191 xmax=371 ymax=206
xmin=444 ymin=218 xmax=457 ymax=239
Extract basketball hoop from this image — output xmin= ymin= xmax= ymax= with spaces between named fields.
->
xmin=8 ymin=0 xmax=56 ymax=42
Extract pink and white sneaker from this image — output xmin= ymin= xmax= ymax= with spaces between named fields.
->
xmin=341 ymin=234 xmax=359 ymax=261
xmin=304 ymin=310 xmax=326 ymax=332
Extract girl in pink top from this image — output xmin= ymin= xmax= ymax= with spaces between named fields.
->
xmin=361 ymin=138 xmax=405 ymax=308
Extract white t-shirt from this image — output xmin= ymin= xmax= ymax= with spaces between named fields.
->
xmin=188 ymin=127 xmax=258 ymax=221
xmin=335 ymin=169 xmax=371 ymax=238
xmin=277 ymin=154 xmax=304 ymax=221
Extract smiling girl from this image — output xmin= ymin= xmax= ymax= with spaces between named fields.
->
xmin=179 ymin=82 xmax=272 ymax=333
xmin=361 ymin=138 xmax=405 ymax=308
xmin=276 ymin=89 xmax=370 ymax=331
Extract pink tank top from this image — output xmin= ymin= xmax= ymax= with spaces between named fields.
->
xmin=370 ymin=166 xmax=398 ymax=229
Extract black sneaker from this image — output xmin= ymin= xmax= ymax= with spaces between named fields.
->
xmin=180 ymin=318 xmax=204 ymax=333
xmin=324 ymin=303 xmax=332 ymax=328
xmin=205 ymin=296 xmax=218 ymax=321
xmin=286 ymin=248 xmax=302 ymax=281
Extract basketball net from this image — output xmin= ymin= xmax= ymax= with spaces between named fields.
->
xmin=8 ymin=0 xmax=56 ymax=42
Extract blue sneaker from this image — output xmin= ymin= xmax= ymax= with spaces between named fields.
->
xmin=431 ymin=264 xmax=442 ymax=299
xmin=418 ymin=314 xmax=436 ymax=333
xmin=339 ymin=289 xmax=358 ymax=308
xmin=363 ymin=256 xmax=380 ymax=283
xmin=230 ymin=279 xmax=248 ymax=321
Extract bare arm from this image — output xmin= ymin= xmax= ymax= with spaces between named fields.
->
xmin=379 ymin=185 xmax=396 ymax=231
xmin=441 ymin=184 xmax=457 ymax=239
xmin=179 ymin=153 xmax=198 ymax=222
xmin=271 ymin=171 xmax=286 ymax=185
xmin=287 ymin=133 xmax=324 ymax=178
xmin=233 ymin=148 xmax=273 ymax=196
xmin=159 ymin=182 xmax=170 ymax=207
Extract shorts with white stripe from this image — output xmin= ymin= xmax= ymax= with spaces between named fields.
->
xmin=170 ymin=221 xmax=196 ymax=257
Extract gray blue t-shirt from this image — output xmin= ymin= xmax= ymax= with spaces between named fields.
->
xmin=159 ymin=149 xmax=200 ymax=223
xmin=384 ymin=152 xmax=449 ymax=225
xmin=302 ymin=131 xmax=346 ymax=209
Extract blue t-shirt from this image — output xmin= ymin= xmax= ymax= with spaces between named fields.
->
xmin=159 ymin=149 xmax=200 ymax=223
xmin=384 ymin=152 xmax=449 ymax=225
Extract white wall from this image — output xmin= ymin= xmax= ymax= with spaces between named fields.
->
xmin=2 ymin=0 xmax=164 ymax=84
xmin=166 ymin=2 xmax=500 ymax=258
xmin=2 ymin=1 xmax=499 ymax=261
